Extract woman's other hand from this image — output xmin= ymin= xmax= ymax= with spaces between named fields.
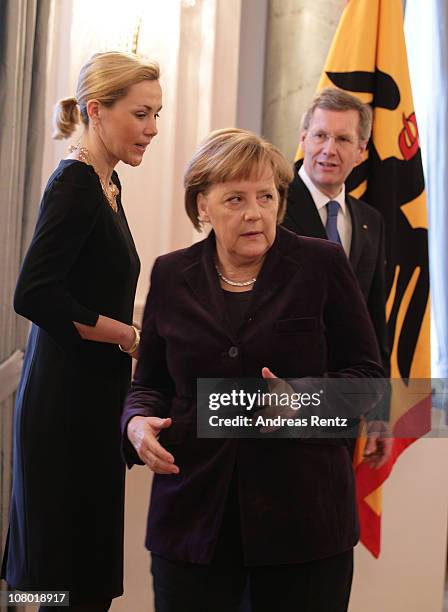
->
xmin=363 ymin=420 xmax=393 ymax=469
xmin=127 ymin=416 xmax=180 ymax=474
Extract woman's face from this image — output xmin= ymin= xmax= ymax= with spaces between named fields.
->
xmin=95 ymin=79 xmax=162 ymax=167
xmin=197 ymin=165 xmax=279 ymax=264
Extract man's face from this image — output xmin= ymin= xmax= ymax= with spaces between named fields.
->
xmin=300 ymin=108 xmax=367 ymax=198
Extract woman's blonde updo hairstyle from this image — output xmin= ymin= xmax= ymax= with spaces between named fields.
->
xmin=184 ymin=128 xmax=294 ymax=230
xmin=53 ymin=51 xmax=160 ymax=139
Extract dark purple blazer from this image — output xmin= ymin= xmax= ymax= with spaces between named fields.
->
xmin=121 ymin=225 xmax=383 ymax=566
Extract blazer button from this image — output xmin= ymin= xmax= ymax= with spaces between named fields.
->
xmin=228 ymin=346 xmax=239 ymax=358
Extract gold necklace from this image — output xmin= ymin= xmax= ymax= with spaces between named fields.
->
xmin=69 ymin=145 xmax=119 ymax=212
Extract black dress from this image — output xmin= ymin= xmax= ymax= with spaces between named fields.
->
xmin=1 ymin=160 xmax=140 ymax=603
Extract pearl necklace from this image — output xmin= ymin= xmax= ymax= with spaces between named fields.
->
xmin=69 ymin=145 xmax=119 ymax=212
xmin=215 ymin=263 xmax=257 ymax=287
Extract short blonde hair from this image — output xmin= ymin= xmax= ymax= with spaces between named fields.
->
xmin=184 ymin=128 xmax=293 ymax=230
xmin=53 ymin=51 xmax=160 ymax=139
xmin=301 ymin=87 xmax=373 ymax=143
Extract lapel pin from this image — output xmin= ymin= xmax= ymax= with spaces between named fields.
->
xmin=362 ymin=224 xmax=368 ymax=230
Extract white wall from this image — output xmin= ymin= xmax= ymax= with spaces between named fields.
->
xmin=350 ymin=438 xmax=448 ymax=612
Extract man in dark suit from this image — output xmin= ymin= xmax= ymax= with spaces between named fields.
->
xmin=284 ymin=88 xmax=388 ymax=371
xmin=283 ymin=88 xmax=391 ymax=460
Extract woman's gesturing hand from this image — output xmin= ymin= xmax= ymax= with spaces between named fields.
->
xmin=127 ymin=416 xmax=180 ymax=474
xmin=259 ymin=367 xmax=298 ymax=432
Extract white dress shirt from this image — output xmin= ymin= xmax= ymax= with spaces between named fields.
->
xmin=298 ymin=165 xmax=352 ymax=257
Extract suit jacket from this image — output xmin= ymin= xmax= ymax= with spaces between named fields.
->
xmin=121 ymin=226 xmax=383 ymax=566
xmin=283 ymin=164 xmax=389 ymax=374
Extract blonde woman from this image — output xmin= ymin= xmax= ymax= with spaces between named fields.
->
xmin=1 ymin=52 xmax=162 ymax=611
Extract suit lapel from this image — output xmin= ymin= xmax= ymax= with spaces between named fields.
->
xmin=286 ymin=166 xmax=327 ymax=240
xmin=346 ymin=196 xmax=366 ymax=271
xmin=288 ymin=169 xmax=368 ymax=272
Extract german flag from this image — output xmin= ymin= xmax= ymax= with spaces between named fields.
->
xmin=297 ymin=0 xmax=431 ymax=556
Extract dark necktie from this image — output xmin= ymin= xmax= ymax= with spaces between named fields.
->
xmin=325 ymin=200 xmax=342 ymax=245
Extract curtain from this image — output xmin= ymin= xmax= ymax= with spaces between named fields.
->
xmin=405 ymin=0 xmax=448 ymax=381
xmin=0 ymin=0 xmax=51 ymax=578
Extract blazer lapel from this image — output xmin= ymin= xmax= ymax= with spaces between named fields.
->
xmin=247 ymin=227 xmax=303 ymax=318
xmin=181 ymin=232 xmax=238 ymax=343
xmin=286 ymin=164 xmax=327 ymax=240
xmin=181 ymin=229 xmax=302 ymax=338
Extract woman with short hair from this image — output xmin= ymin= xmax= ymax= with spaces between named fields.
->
xmin=122 ymin=128 xmax=383 ymax=612
xmin=1 ymin=51 xmax=162 ymax=611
